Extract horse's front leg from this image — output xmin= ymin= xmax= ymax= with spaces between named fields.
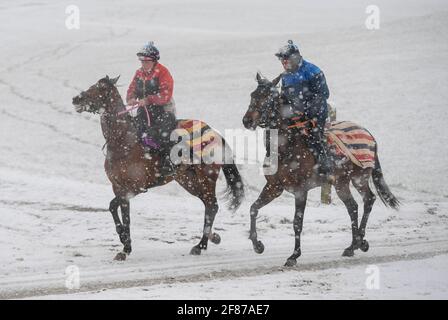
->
xmin=249 ymin=182 xmax=283 ymax=254
xmin=114 ymin=198 xmax=132 ymax=261
xmin=109 ymin=197 xmax=125 ymax=260
xmin=285 ymin=190 xmax=308 ymax=267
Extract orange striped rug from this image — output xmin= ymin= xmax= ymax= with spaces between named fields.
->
xmin=176 ymin=119 xmax=223 ymax=159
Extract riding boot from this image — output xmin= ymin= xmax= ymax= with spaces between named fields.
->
xmin=316 ymin=143 xmax=333 ymax=176
xmin=159 ymin=146 xmax=176 ymax=176
xmin=307 ymin=129 xmax=334 ymax=178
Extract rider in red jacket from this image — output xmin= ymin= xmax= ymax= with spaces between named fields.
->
xmin=126 ymin=60 xmax=174 ymax=107
xmin=127 ymin=42 xmax=177 ymax=176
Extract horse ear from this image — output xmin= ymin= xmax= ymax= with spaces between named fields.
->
xmin=256 ymin=72 xmax=263 ymax=83
xmin=110 ymin=75 xmax=120 ymax=85
xmin=272 ymin=75 xmax=281 ymax=87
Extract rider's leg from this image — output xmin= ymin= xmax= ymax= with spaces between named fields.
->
xmin=135 ymin=107 xmax=149 ymax=144
xmin=152 ymin=109 xmax=177 ymax=175
xmin=306 ymin=106 xmax=333 ymax=176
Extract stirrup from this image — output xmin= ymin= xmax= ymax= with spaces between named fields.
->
xmin=316 ymin=169 xmax=335 ymax=184
xmin=315 ymin=155 xmax=333 ymax=178
xmin=161 ymin=165 xmax=175 ymax=176
xmin=160 ymin=158 xmax=176 ymax=176
xmin=325 ymin=174 xmax=336 ymax=184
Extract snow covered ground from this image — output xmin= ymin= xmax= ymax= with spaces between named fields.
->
xmin=35 ymin=254 xmax=448 ymax=300
xmin=0 ymin=0 xmax=448 ymax=299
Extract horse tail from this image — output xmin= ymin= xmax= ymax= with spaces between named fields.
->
xmin=371 ymin=144 xmax=400 ymax=210
xmin=222 ymin=162 xmax=245 ymax=212
xmin=219 ymin=137 xmax=245 ymax=212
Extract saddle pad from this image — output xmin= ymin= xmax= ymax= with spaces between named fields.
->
xmin=326 ymin=121 xmax=376 ymax=169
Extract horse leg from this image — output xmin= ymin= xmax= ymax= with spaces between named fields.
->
xmin=190 ymin=196 xmax=219 ymax=255
xmin=351 ymin=172 xmax=376 ymax=252
xmin=109 ymin=197 xmax=125 ymax=260
xmin=285 ymin=190 xmax=308 ymax=267
xmin=334 ymin=178 xmax=360 ymax=257
xmin=114 ymin=198 xmax=132 ymax=261
xmin=249 ymin=182 xmax=284 ymax=254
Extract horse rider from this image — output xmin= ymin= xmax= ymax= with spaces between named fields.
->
xmin=275 ymin=40 xmax=333 ymax=177
xmin=126 ymin=41 xmax=177 ymax=176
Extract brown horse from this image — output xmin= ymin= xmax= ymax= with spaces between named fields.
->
xmin=72 ymin=75 xmax=244 ymax=260
xmin=242 ymin=73 xmax=399 ymax=267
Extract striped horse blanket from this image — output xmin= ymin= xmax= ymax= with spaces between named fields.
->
xmin=326 ymin=121 xmax=376 ymax=169
xmin=175 ymin=119 xmax=224 ymax=162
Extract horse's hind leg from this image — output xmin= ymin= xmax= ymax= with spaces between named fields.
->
xmin=249 ymin=182 xmax=283 ymax=254
xmin=334 ymin=177 xmax=360 ymax=257
xmin=176 ymin=165 xmax=221 ymax=255
xmin=351 ymin=170 xmax=376 ymax=252
xmin=190 ymin=195 xmax=219 ymax=255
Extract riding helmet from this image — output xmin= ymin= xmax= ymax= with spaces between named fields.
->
xmin=137 ymin=41 xmax=160 ymax=61
xmin=275 ymin=40 xmax=300 ymax=59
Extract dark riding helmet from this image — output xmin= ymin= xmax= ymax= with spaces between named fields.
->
xmin=275 ymin=40 xmax=300 ymax=59
xmin=137 ymin=41 xmax=160 ymax=61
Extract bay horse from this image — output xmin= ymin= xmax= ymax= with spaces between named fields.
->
xmin=242 ymin=73 xmax=399 ymax=267
xmin=72 ymin=75 xmax=244 ymax=261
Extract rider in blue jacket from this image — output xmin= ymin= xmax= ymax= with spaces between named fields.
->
xmin=276 ymin=40 xmax=332 ymax=176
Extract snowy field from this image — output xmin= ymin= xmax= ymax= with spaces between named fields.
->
xmin=0 ymin=0 xmax=448 ymax=299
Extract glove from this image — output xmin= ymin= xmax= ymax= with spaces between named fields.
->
xmin=137 ymin=99 xmax=146 ymax=107
xmin=127 ymin=98 xmax=137 ymax=106
xmin=121 ymin=104 xmax=139 ymax=117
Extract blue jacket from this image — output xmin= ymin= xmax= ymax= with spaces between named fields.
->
xmin=281 ymin=60 xmax=329 ymax=122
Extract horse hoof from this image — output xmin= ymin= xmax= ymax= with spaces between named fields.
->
xmin=253 ymin=241 xmax=265 ymax=254
xmin=124 ymin=245 xmax=132 ymax=255
xmin=190 ymin=246 xmax=202 ymax=255
xmin=284 ymin=258 xmax=297 ymax=267
xmin=114 ymin=252 xmax=127 ymax=261
xmin=210 ymin=233 xmax=221 ymax=245
xmin=342 ymin=248 xmax=354 ymax=257
xmin=360 ymin=240 xmax=369 ymax=252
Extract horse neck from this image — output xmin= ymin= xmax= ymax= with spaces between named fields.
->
xmin=278 ymin=125 xmax=312 ymax=160
xmin=101 ymin=94 xmax=138 ymax=153
xmin=265 ymin=94 xmax=314 ymax=162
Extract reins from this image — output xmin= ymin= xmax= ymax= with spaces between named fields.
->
xmin=116 ymin=103 xmax=151 ymax=126
xmin=259 ymin=85 xmax=316 ymax=133
xmin=117 ymin=103 xmax=139 ymax=116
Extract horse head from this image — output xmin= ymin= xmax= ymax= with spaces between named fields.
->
xmin=72 ymin=75 xmax=121 ymax=114
xmin=242 ymin=72 xmax=281 ymax=130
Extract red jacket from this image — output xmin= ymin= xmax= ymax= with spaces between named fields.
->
xmin=126 ymin=62 xmax=174 ymax=106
